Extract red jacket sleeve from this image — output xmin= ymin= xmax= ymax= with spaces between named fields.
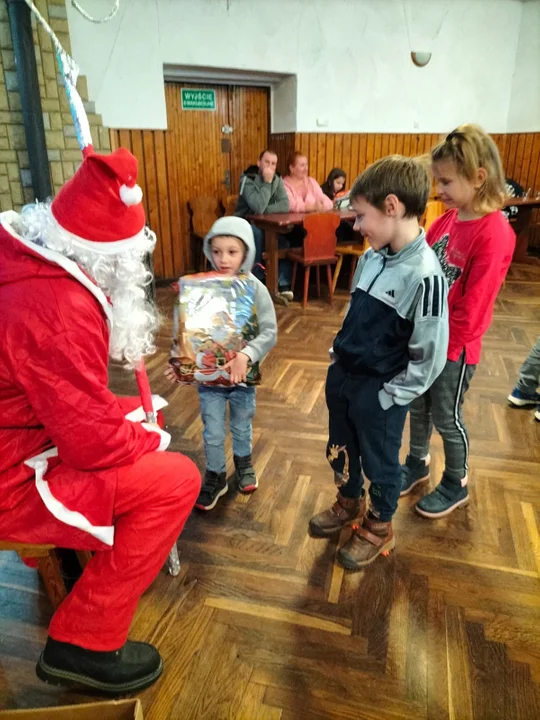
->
xmin=16 ymin=326 xmax=161 ymax=471
xmin=447 ymin=247 xmax=509 ymax=360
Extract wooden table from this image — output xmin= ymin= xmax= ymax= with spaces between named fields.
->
xmin=248 ymin=209 xmax=356 ymax=299
xmin=507 ymin=197 xmax=540 ymax=264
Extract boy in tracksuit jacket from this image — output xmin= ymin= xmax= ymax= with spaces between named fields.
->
xmin=309 ymin=155 xmax=449 ymax=570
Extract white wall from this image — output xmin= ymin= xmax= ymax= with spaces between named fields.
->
xmin=507 ymin=0 xmax=540 ymax=131
xmin=66 ymin=0 xmax=533 ymax=133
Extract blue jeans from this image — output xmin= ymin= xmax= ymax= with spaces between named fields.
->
xmin=251 ymin=224 xmax=301 ymax=290
xmin=198 ymin=385 xmax=256 ymax=473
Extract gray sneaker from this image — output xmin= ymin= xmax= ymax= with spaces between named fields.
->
xmin=400 ymin=455 xmax=430 ymax=497
xmin=234 ymin=454 xmax=258 ymax=494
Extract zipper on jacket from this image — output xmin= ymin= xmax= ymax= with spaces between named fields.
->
xmin=366 ymin=257 xmax=387 ymax=294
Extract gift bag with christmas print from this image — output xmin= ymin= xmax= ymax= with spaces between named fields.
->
xmin=169 ymin=272 xmax=261 ymax=387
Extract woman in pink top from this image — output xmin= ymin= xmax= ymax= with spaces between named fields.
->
xmin=283 ymin=153 xmax=334 ymax=213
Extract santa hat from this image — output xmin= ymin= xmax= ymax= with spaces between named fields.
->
xmin=51 ymin=147 xmax=146 ymax=255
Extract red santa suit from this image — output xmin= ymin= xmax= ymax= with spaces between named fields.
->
xmin=0 ymin=149 xmax=200 ymax=651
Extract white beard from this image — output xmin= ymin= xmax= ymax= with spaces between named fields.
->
xmin=18 ymin=202 xmax=160 ymax=369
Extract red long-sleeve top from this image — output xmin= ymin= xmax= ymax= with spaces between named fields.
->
xmin=427 ymin=209 xmax=515 ymax=364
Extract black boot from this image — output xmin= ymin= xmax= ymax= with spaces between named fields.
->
xmin=195 ymin=470 xmax=228 ymax=510
xmin=234 ymin=454 xmax=258 ymax=494
xmin=36 ymin=637 xmax=162 ymax=695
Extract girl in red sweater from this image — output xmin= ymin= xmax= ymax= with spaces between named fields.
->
xmin=400 ymin=124 xmax=516 ymax=517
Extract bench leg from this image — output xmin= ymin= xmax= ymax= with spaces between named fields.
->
xmin=36 ymin=552 xmax=68 ymax=610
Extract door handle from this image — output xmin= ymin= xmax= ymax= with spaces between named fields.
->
xmin=223 ymin=169 xmax=231 ymax=191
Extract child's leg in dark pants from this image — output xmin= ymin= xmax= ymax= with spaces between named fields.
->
xmin=337 ymin=375 xmax=408 ymax=570
xmin=415 ymin=353 xmax=475 ymax=518
xmin=309 ymin=363 xmax=367 ymax=537
xmin=325 ymin=363 xmax=364 ymax=499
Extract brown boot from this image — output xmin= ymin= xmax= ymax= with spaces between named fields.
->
xmin=338 ymin=512 xmax=395 ymax=570
xmin=308 ymin=492 xmax=367 ymax=538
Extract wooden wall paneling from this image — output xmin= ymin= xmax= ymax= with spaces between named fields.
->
xmin=358 ymin=134 xmax=367 ymax=174
xmin=154 ymin=130 xmax=174 ymax=279
xmin=131 ymin=131 xmax=150 ymax=223
xmin=317 ymin=133 xmax=327 ymax=184
xmin=349 ymin=134 xmax=360 ymax=184
xmin=269 ymin=133 xmax=295 ymax=176
xmin=373 ymin=134 xmax=382 ymax=163
xmin=521 ymin=133 xmax=535 ymax=192
xmin=325 ymin=134 xmax=335 ymax=177
xmin=380 ymin=134 xmax=389 ymax=159
xmin=523 ymin=134 xmax=538 ymax=192
xmin=333 ymin=134 xmax=343 ymax=175
xmin=366 ymin=134 xmax=375 ymax=167
xmin=164 ymin=92 xmax=183 ymax=277
xmin=341 ymin=133 xmax=352 ymax=183
xmin=532 ymin=135 xmax=540 ymax=191
xmin=142 ymin=131 xmax=163 ymax=278
xmin=507 ymin=133 xmax=519 ymax=179
xmin=307 ymin=133 xmax=317 ymax=182
xmin=514 ymin=133 xmax=527 ymax=185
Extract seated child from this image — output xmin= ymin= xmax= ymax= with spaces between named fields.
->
xmin=167 ymin=217 xmax=277 ymax=510
xmin=309 ymin=155 xmax=449 ymax=570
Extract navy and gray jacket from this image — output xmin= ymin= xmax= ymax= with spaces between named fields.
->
xmin=333 ymin=230 xmax=449 ymax=410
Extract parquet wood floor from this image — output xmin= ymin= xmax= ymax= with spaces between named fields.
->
xmin=1 ymin=264 xmax=539 ymax=719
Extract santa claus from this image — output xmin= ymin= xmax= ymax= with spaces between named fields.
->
xmin=0 ymin=148 xmax=200 ymax=694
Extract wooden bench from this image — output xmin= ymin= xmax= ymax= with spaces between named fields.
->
xmin=0 ymin=541 xmax=92 ymax=609
xmin=0 ymin=541 xmax=182 ymax=610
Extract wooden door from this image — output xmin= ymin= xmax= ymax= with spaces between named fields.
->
xmin=111 ymin=83 xmax=269 ymax=279
xmin=228 ymin=85 xmax=270 ymax=196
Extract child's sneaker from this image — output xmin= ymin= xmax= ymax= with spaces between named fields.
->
xmin=508 ymin=387 xmax=540 ymax=407
xmin=535 ymin=405 xmax=540 ymax=422
xmin=415 ymin=474 xmax=469 ymax=518
xmin=234 ymin=454 xmax=258 ymax=493
xmin=195 ymin=470 xmax=228 ymax=510
xmin=338 ymin=512 xmax=395 ymax=570
xmin=400 ymin=455 xmax=430 ymax=496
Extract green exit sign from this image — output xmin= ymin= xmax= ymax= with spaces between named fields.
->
xmin=181 ymin=88 xmax=216 ymax=111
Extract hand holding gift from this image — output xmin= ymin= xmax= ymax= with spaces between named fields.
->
xmin=223 ymin=351 xmax=250 ymax=384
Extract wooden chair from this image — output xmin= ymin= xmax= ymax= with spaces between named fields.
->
xmin=331 ymin=237 xmax=370 ymax=293
xmin=0 ymin=541 xmax=92 ymax=609
xmin=288 ymin=213 xmax=340 ymax=308
xmin=188 ymin=196 xmax=222 ymax=270
xmin=224 ymin=194 xmax=239 ymax=216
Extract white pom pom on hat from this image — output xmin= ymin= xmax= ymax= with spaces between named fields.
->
xmin=120 ymin=183 xmax=143 ymax=206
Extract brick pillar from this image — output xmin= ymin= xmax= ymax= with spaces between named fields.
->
xmin=0 ymin=0 xmax=110 ymax=211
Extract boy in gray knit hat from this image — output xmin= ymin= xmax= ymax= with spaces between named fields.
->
xmin=168 ymin=217 xmax=278 ymax=510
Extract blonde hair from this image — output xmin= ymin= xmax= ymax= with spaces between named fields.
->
xmin=431 ymin=124 xmax=506 ymax=213
xmin=350 ymin=155 xmax=431 ymax=219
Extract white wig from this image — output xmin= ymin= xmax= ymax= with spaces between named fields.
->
xmin=19 ymin=202 xmax=160 ymax=368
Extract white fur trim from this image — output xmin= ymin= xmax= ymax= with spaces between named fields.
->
xmin=50 ymin=213 xmax=146 ymax=256
xmin=1 ymin=212 xmax=113 ymax=329
xmin=24 ymin=448 xmax=115 ymax=546
xmin=141 ymin=423 xmax=171 ymax=451
xmin=120 ymin=183 xmax=143 ymax=206
xmin=124 ymin=395 xmax=168 ymax=423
